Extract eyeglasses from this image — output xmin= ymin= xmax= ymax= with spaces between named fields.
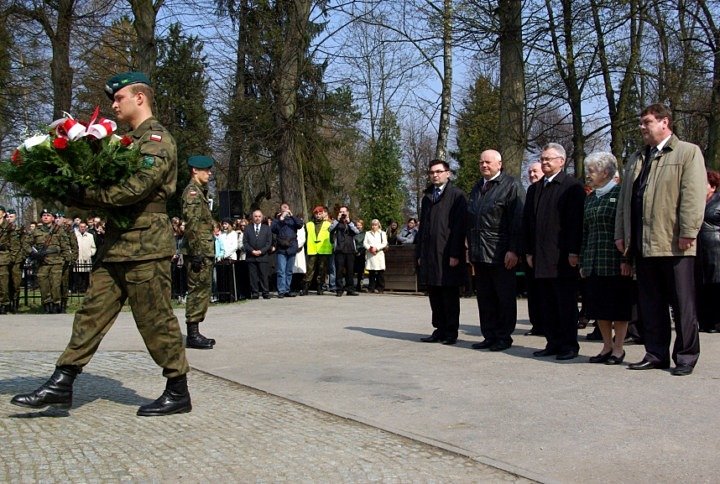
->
xmin=428 ymin=169 xmax=448 ymax=175
xmin=539 ymin=156 xmax=562 ymax=162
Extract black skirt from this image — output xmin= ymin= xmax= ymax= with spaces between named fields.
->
xmin=583 ymin=275 xmax=634 ymax=322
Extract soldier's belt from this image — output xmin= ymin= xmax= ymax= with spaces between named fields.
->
xmin=0 ymin=244 xmax=7 ymax=251
xmin=144 ymin=201 xmax=166 ymax=213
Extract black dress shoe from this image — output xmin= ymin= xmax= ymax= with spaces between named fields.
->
xmin=533 ymin=348 xmax=558 ymax=357
xmin=589 ymin=351 xmax=612 ymax=363
xmin=137 ymin=375 xmax=191 ymax=417
xmin=262 ymin=293 xmax=270 ymax=299
xmin=627 ymin=359 xmax=670 ymax=370
xmin=489 ymin=341 xmax=511 ymax=352
xmin=336 ymin=291 xmax=343 ymax=297
xmin=605 ymin=351 xmax=625 ymax=365
xmin=471 ymin=340 xmax=494 ymax=350
xmin=524 ymin=329 xmax=544 ymax=336
xmin=277 ymin=293 xmax=285 ymax=299
xmin=346 ymin=290 xmax=359 ymax=296
xmin=420 ymin=334 xmax=441 ymax=343
xmin=250 ymin=293 xmax=259 ymax=300
xmin=441 ymin=338 xmax=457 ymax=345
xmin=556 ymin=350 xmax=578 ymax=361
xmin=671 ymin=365 xmax=694 ymax=376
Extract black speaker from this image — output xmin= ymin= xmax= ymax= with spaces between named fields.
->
xmin=219 ymin=190 xmax=244 ymax=219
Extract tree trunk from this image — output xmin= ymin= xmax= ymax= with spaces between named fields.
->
xmin=50 ymin=0 xmax=75 ymax=119
xmin=699 ymin=0 xmax=720 ymax=169
xmin=129 ymin=0 xmax=164 ymax=80
xmin=275 ymin=0 xmax=312 ymax=215
xmin=227 ymin=0 xmax=248 ymax=191
xmin=497 ymin=0 xmax=525 ymax=177
xmin=435 ymin=0 xmax=452 ymax=161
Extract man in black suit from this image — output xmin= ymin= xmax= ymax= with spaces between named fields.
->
xmin=523 ymin=143 xmax=585 ymax=360
xmin=243 ymin=210 xmax=273 ymax=299
xmin=416 ymin=159 xmax=468 ymax=345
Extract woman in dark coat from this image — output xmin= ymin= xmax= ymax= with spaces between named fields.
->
xmin=697 ymin=170 xmax=720 ymax=332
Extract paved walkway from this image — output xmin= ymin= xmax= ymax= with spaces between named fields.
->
xmin=2 ymin=293 xmax=720 ymax=483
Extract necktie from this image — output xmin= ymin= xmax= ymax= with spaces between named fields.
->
xmin=433 ymin=187 xmax=441 ymax=203
xmin=481 ymin=180 xmax=491 ymax=195
xmin=255 ymin=225 xmax=260 ymax=236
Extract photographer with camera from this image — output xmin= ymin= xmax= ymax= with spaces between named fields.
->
xmin=272 ymin=203 xmax=303 ymax=298
xmin=329 ymin=206 xmax=360 ymax=296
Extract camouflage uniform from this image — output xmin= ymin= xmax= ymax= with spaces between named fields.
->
xmin=61 ymin=225 xmax=78 ymax=311
xmin=0 ymin=218 xmax=15 ymax=311
xmin=56 ymin=117 xmax=189 ymax=378
xmin=30 ymin=222 xmax=68 ymax=309
xmin=182 ymin=180 xmax=215 ymax=324
xmin=9 ymin=226 xmax=30 ymax=311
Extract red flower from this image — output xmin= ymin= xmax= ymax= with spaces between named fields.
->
xmin=11 ymin=149 xmax=23 ymax=166
xmin=53 ymin=137 xmax=68 ymax=150
xmin=120 ymin=136 xmax=133 ymax=147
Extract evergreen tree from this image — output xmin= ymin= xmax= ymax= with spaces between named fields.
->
xmin=154 ymin=23 xmax=212 ymax=218
xmin=452 ymin=75 xmax=501 ymax=193
xmin=358 ymin=111 xmax=405 ymax=226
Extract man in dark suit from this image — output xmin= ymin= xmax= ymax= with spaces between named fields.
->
xmin=615 ymin=104 xmax=706 ymax=376
xmin=467 ymin=149 xmax=525 ymax=352
xmin=243 ymin=209 xmax=273 ymax=299
xmin=523 ymin=143 xmax=585 ymax=360
xmin=416 ymin=159 xmax=468 ymax=345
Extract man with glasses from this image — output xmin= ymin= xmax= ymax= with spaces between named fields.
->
xmin=523 ymin=143 xmax=585 ymax=360
xmin=416 ymin=159 xmax=467 ymax=345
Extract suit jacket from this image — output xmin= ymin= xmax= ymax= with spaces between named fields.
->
xmin=415 ymin=181 xmax=468 ymax=286
xmin=523 ymin=170 xmax=585 ymax=279
xmin=243 ymin=224 xmax=272 ymax=261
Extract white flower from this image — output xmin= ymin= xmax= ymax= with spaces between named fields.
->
xmin=23 ymin=134 xmax=49 ymax=150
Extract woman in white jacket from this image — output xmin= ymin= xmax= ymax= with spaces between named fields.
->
xmin=363 ymin=219 xmax=388 ymax=293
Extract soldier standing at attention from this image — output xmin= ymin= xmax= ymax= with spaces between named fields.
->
xmin=182 ymin=155 xmax=216 ymax=350
xmin=6 ymin=209 xmax=27 ymax=313
xmin=29 ymin=210 xmax=67 ymax=314
xmin=57 ymin=212 xmax=78 ymax=313
xmin=11 ymin=71 xmax=192 ymax=416
xmin=0 ymin=206 xmax=14 ymax=314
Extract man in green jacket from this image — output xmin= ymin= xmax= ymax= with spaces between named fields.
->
xmin=11 ymin=71 xmax=191 ymax=415
xmin=615 ymin=103 xmax=706 ymax=376
xmin=182 ymin=155 xmax=216 ymax=350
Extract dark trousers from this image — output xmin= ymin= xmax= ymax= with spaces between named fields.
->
xmin=636 ymin=256 xmax=700 ymax=367
xmin=474 ymin=263 xmax=517 ymax=344
xmin=234 ymin=260 xmax=250 ymax=298
xmin=428 ymin=285 xmax=460 ymax=340
xmin=247 ymin=258 xmax=269 ymax=294
xmin=536 ymin=277 xmax=579 ymax=353
xmin=368 ymin=270 xmax=385 ymax=291
xmin=304 ymin=254 xmax=329 ymax=288
xmin=334 ymin=252 xmax=355 ymax=290
xmin=526 ymin=268 xmax=544 ymax=334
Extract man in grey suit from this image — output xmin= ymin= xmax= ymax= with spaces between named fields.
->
xmin=243 ymin=210 xmax=273 ymax=299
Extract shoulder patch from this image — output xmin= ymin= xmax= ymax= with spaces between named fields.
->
xmin=150 ymin=134 xmax=162 ymax=142
xmin=188 ymin=189 xmax=198 ymax=197
xmin=143 ymin=155 xmax=155 ymax=168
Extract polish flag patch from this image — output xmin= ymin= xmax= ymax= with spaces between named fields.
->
xmin=150 ymin=134 xmax=162 ymax=142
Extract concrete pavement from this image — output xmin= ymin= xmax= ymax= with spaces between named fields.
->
xmin=2 ymin=293 xmax=719 ymax=483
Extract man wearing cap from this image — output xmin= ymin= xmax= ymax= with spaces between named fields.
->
xmin=0 ymin=206 xmax=15 ymax=314
xmin=302 ymin=206 xmax=333 ymax=295
xmin=28 ymin=210 xmax=69 ymax=314
xmin=182 ymin=155 xmax=216 ymax=350
xmin=12 ymin=72 xmax=192 ymax=416
xmin=57 ymin=212 xmax=79 ymax=313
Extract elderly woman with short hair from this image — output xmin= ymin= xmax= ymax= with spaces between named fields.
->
xmin=581 ymin=152 xmax=633 ymax=365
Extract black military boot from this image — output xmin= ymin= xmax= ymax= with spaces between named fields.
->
xmin=185 ymin=323 xmax=213 ymax=349
xmin=43 ymin=303 xmax=52 ymax=314
xmin=0 ymin=305 xmax=6 ymax=315
xmin=54 ymin=303 xmax=63 ymax=314
xmin=137 ymin=374 xmax=192 ymax=416
xmin=11 ymin=365 xmax=80 ymax=409
xmin=197 ymin=324 xmax=216 ymax=346
xmin=300 ymin=282 xmax=309 ymax=296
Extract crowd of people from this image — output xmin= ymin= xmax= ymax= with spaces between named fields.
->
xmin=169 ymin=205 xmax=419 ymax=303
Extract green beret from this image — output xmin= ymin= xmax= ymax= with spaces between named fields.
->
xmin=7 ymin=209 xmax=16 ymax=215
xmin=55 ymin=211 xmax=64 ymax=218
xmin=0 ymin=206 xmax=5 ymax=212
xmin=41 ymin=209 xmax=54 ymax=216
xmin=188 ymin=155 xmax=214 ymax=169
xmin=105 ymin=72 xmax=151 ymax=100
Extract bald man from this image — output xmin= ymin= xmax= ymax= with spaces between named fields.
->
xmin=467 ymin=150 xmax=526 ymax=351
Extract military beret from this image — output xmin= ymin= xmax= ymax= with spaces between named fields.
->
xmin=312 ymin=205 xmax=325 ymax=214
xmin=104 ymin=71 xmax=151 ymax=100
xmin=188 ymin=155 xmax=214 ymax=169
xmin=7 ymin=209 xmax=16 ymax=215
xmin=0 ymin=206 xmax=5 ymax=212
xmin=41 ymin=209 xmax=55 ymax=216
xmin=55 ymin=211 xmax=65 ymax=218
